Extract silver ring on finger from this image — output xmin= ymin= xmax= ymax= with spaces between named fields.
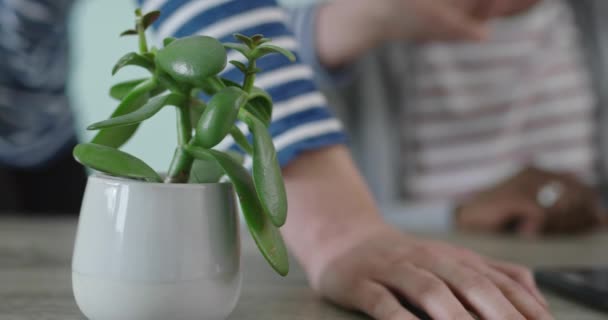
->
xmin=536 ymin=181 xmax=564 ymax=209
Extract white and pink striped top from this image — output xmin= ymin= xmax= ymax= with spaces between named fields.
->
xmin=401 ymin=0 xmax=597 ymax=202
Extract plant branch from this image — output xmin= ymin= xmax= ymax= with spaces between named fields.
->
xmin=135 ymin=9 xmax=149 ymax=54
xmin=230 ymin=126 xmax=253 ymax=155
xmin=176 ymin=104 xmax=192 ymax=146
xmin=166 ymin=103 xmax=194 ymax=183
xmin=201 ymin=76 xmax=227 ymax=95
xmin=243 ymin=60 xmax=257 ymax=93
xmin=166 ymin=147 xmax=192 ymax=183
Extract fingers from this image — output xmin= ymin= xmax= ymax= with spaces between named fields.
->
xmin=482 ymin=268 xmax=553 ymax=320
xmin=376 ymin=263 xmax=474 ymax=320
xmin=544 ymin=180 xmax=601 ymax=234
xmin=465 ymin=256 xmax=551 ymax=318
xmin=457 ymin=192 xmax=547 ymax=235
xmin=486 ymin=259 xmax=547 ymax=307
xmin=514 ymin=201 xmax=546 ymax=236
xmin=352 ymin=281 xmax=418 ymax=320
xmin=421 ymin=259 xmax=526 ymax=319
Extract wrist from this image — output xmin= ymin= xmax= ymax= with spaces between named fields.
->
xmin=300 ymin=217 xmax=395 ymax=289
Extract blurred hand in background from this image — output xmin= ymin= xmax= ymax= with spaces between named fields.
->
xmin=456 ymin=167 xmax=606 ymax=236
xmin=316 ymin=0 xmax=542 ymax=68
xmin=491 ymin=0 xmax=542 ymax=16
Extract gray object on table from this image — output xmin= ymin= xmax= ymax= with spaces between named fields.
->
xmin=0 ymin=217 xmax=607 ymax=320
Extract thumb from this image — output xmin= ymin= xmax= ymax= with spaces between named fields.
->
xmin=515 ymin=202 xmax=546 ymax=237
xmin=427 ymin=1 xmax=489 ymax=41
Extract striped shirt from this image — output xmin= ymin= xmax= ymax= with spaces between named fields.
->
xmin=138 ymin=0 xmax=346 ymax=168
xmin=401 ymin=0 xmax=596 ymax=201
xmin=0 ymin=0 xmax=75 ymax=168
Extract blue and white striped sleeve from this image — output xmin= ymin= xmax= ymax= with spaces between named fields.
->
xmin=137 ymin=0 xmax=348 ymax=168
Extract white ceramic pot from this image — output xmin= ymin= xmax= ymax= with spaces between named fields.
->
xmin=72 ymin=175 xmax=241 ymax=320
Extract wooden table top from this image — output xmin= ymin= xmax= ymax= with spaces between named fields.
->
xmin=1 ymin=216 xmax=607 ymax=319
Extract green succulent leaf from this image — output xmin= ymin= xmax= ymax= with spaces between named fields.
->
xmin=243 ymin=102 xmax=270 ymax=127
xmin=91 ymin=96 xmax=146 ymax=148
xmin=188 ymin=148 xmax=250 ymax=184
xmin=74 ymin=143 xmax=162 ymax=182
xmin=150 ymin=86 xmax=168 ymax=98
xmin=221 ymin=78 xmax=242 ymax=89
xmin=246 ymin=87 xmax=273 ymax=126
xmin=88 ymin=93 xmax=185 ymax=130
xmin=109 ymin=78 xmax=165 ymax=101
xmin=250 ymin=34 xmax=265 ymax=44
xmin=246 ymin=115 xmax=287 ymax=227
xmin=120 ymin=29 xmax=138 ymax=37
xmin=248 ymin=87 xmax=272 ymax=108
xmin=229 ymin=60 xmax=248 ymax=73
xmin=91 ymin=78 xmax=158 ymax=148
xmin=163 ymin=37 xmax=177 ymax=47
xmin=220 ymin=79 xmax=270 ymax=126
xmin=188 ymin=158 xmax=224 ymax=184
xmin=156 ymin=35 xmax=227 ymax=86
xmin=194 ymin=86 xmax=248 ymax=148
xmin=226 ymin=150 xmax=245 ymax=165
xmin=256 ymin=38 xmax=272 ymax=46
xmin=142 ymin=52 xmax=155 ymax=61
xmin=184 ymin=146 xmax=289 ymax=276
xmin=109 ymin=78 xmax=148 ymax=100
xmin=233 ymin=33 xmax=253 ymax=48
xmin=112 ymin=52 xmax=154 ymax=75
xmin=142 ymin=10 xmax=161 ymax=30
xmin=156 ymin=71 xmax=186 ymax=94
xmin=223 ymin=43 xmax=251 ymax=59
xmin=251 ymin=44 xmax=296 ymax=62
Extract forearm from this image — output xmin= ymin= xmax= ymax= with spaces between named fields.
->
xmin=315 ymin=0 xmax=385 ymax=69
xmin=314 ymin=0 xmax=491 ymax=70
xmin=281 ymin=145 xmax=390 ymax=285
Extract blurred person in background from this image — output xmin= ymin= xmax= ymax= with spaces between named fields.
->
xmin=0 ymin=0 xmax=86 ymax=214
xmin=147 ymin=1 xmax=553 ymax=319
xmin=287 ymin=0 xmax=608 ymax=235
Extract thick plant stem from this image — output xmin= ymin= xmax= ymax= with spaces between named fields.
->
xmin=176 ymin=104 xmax=192 ymax=146
xmin=136 ymin=10 xmax=148 ymax=54
xmin=166 ymin=105 xmax=193 ymax=183
xmin=243 ymin=60 xmax=256 ymax=93
xmin=138 ymin=29 xmax=148 ymax=54
xmin=166 ymin=147 xmax=192 ymax=183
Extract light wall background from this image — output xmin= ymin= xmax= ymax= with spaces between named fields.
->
xmin=68 ymin=0 xmax=316 ymax=171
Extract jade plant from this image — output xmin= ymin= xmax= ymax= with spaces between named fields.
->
xmin=73 ymin=9 xmax=296 ymax=276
